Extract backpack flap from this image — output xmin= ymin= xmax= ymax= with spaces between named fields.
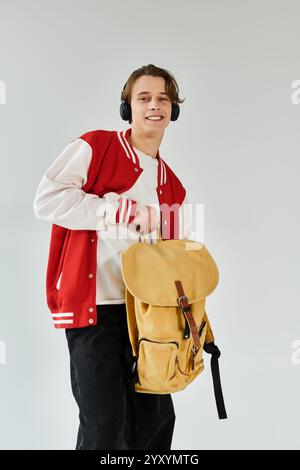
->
xmin=120 ymin=239 xmax=219 ymax=306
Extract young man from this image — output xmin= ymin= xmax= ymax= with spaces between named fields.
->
xmin=33 ymin=64 xmax=192 ymax=450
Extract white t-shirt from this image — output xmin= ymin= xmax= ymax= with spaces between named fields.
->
xmin=96 ymin=146 xmax=160 ymax=304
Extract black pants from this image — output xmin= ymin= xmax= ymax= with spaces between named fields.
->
xmin=65 ymin=303 xmax=176 ymax=450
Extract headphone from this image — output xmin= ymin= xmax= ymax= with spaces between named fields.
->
xmin=120 ymin=84 xmax=180 ymax=122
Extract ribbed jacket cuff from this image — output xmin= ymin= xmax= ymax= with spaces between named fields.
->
xmin=116 ymin=197 xmax=138 ymax=224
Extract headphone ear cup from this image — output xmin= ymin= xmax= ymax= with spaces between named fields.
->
xmin=120 ymin=101 xmax=132 ymax=121
xmin=171 ymin=103 xmax=180 ymax=121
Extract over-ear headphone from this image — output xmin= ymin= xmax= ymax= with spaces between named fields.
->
xmin=120 ymin=85 xmax=180 ymax=122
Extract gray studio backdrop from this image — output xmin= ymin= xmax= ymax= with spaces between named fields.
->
xmin=0 ymin=0 xmax=299 ymax=450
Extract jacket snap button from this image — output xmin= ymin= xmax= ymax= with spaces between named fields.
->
xmin=91 ymin=238 xmax=95 ymax=242
xmin=134 ymin=167 xmax=139 ymax=172
xmin=89 ymin=307 xmax=94 ymax=312
xmin=89 ymin=318 xmax=94 ymax=324
xmin=159 ymin=189 xmax=162 ymax=194
xmin=88 ymin=273 xmax=93 ymax=278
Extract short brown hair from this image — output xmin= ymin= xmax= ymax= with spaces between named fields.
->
xmin=121 ymin=64 xmax=185 ymax=123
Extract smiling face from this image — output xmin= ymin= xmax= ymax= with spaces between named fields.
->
xmin=130 ymin=75 xmax=172 ymax=134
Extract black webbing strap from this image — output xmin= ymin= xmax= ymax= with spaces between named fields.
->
xmin=203 ymin=342 xmax=228 ymax=420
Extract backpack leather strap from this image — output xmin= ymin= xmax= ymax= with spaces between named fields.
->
xmin=175 ymin=280 xmax=200 ymax=349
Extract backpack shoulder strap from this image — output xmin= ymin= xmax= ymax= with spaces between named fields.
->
xmin=203 ymin=309 xmax=228 ymax=420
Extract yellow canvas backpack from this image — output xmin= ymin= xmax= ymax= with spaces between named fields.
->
xmin=120 ymin=226 xmax=227 ymax=421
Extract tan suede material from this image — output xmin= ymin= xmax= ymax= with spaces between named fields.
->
xmin=120 ymin=234 xmax=219 ymax=394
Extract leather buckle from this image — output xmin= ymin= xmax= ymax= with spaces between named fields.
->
xmin=177 ymin=295 xmax=189 ymax=306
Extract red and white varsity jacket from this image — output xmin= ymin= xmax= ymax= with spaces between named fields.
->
xmin=34 ymin=127 xmax=188 ymax=329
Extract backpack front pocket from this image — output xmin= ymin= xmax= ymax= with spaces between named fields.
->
xmin=176 ymin=319 xmax=207 ymax=381
xmin=137 ymin=338 xmax=179 ymax=392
